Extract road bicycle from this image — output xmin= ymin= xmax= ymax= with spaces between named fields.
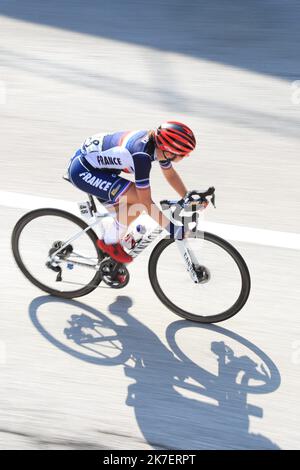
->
xmin=11 ymin=182 xmax=250 ymax=323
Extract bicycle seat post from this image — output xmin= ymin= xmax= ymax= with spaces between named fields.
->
xmin=88 ymin=194 xmax=97 ymax=214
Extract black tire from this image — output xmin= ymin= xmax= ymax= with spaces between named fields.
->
xmin=12 ymin=208 xmax=104 ymax=299
xmin=148 ymin=231 xmax=251 ymax=323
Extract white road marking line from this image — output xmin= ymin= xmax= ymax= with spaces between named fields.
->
xmin=0 ymin=191 xmax=78 ymax=212
xmin=1 ymin=190 xmax=300 ymax=250
xmin=203 ymin=221 xmax=300 ymax=251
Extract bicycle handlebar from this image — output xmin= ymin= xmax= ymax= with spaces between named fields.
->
xmin=179 ymin=186 xmax=216 ymax=208
xmin=160 ymin=187 xmax=216 ymax=210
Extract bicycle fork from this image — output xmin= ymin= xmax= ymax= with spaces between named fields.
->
xmin=175 ymin=238 xmax=202 ymax=284
xmin=130 ymin=225 xmax=203 ymax=285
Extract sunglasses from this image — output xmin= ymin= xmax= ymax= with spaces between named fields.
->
xmin=162 ymin=151 xmax=188 ymax=162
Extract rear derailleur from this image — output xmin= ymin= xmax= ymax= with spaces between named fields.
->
xmin=46 ymin=240 xmax=73 ymax=282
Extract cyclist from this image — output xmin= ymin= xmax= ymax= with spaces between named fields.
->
xmin=68 ymin=121 xmax=196 ymax=263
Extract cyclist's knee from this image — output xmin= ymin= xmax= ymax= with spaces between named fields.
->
xmin=118 ymin=184 xmax=137 ymax=205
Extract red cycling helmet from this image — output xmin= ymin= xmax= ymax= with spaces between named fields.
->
xmin=154 ymin=121 xmax=196 ymax=156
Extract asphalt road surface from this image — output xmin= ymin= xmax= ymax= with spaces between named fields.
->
xmin=0 ymin=1 xmax=300 ymax=450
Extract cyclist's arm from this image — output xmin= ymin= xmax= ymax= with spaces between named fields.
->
xmin=160 ymin=165 xmax=187 ymax=198
xmin=132 ymin=153 xmax=177 ymax=232
xmin=136 ymin=187 xmax=171 ymax=229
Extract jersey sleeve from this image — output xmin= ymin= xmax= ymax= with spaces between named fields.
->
xmin=132 ymin=153 xmax=152 ymax=189
xmin=159 ymin=160 xmax=173 ymax=170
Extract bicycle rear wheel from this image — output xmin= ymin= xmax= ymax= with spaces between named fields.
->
xmin=148 ymin=231 xmax=250 ymax=323
xmin=12 ymin=208 xmax=103 ymax=298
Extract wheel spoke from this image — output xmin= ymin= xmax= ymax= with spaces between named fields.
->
xmin=149 ymin=232 xmax=250 ymax=323
xmin=12 ymin=209 xmax=103 ymax=298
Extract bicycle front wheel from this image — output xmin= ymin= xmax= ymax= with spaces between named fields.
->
xmin=148 ymin=231 xmax=250 ymax=323
xmin=12 ymin=208 xmax=103 ymax=298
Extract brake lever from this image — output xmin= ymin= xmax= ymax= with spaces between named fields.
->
xmin=179 ymin=187 xmax=216 ymax=209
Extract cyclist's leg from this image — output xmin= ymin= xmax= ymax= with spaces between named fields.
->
xmin=98 ymin=185 xmax=146 ymax=263
xmin=68 ymin=153 xmax=132 ymax=205
xmin=68 ymin=151 xmax=145 ymax=225
xmin=111 ymin=184 xmax=145 ymax=229
xmin=68 ymin=153 xmax=136 ymax=254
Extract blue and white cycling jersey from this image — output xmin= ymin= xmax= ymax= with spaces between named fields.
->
xmin=79 ymin=130 xmax=172 ymax=189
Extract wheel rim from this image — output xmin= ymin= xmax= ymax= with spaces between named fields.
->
xmin=150 ymin=233 xmax=250 ymax=322
xmin=14 ymin=210 xmax=102 ymax=295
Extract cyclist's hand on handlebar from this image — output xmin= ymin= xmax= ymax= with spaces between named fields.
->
xmin=183 ymin=189 xmax=200 ymax=200
xmin=182 ymin=187 xmax=216 ymax=209
xmin=183 ymin=190 xmax=209 ymax=210
xmin=199 ymin=200 xmax=209 ymax=210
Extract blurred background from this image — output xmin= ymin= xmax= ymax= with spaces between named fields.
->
xmin=0 ymin=0 xmax=299 ymax=450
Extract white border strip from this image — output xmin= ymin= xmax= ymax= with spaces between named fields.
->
xmin=1 ymin=190 xmax=300 ymax=250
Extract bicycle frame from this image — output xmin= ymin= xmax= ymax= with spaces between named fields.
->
xmin=162 ymin=203 xmax=204 ymax=284
xmin=48 ymin=195 xmax=203 ymax=284
xmin=47 ymin=209 xmax=110 ymax=268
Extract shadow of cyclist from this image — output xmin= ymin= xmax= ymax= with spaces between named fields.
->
xmin=29 ymin=295 xmax=280 ymax=449
xmin=109 ymin=298 xmax=280 ymax=450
